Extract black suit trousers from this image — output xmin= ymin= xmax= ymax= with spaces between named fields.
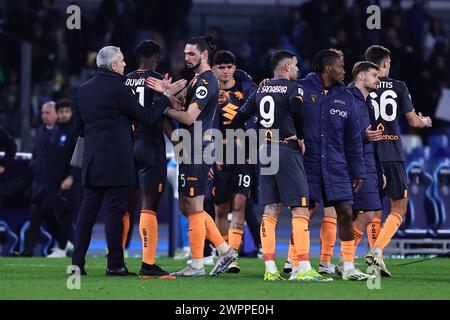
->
xmin=72 ymin=186 xmax=129 ymax=269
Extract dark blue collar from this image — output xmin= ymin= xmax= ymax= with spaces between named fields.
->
xmin=304 ymin=72 xmax=346 ymax=94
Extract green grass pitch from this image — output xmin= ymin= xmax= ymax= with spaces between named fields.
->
xmin=0 ymin=257 xmax=449 ymax=300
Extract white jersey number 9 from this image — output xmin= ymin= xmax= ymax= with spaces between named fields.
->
xmin=259 ymin=95 xmax=275 ymax=128
xmin=370 ymin=89 xmax=398 ymax=122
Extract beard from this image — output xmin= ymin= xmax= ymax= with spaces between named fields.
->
xmin=187 ymin=59 xmax=202 ymax=70
xmin=366 ymin=84 xmax=378 ymax=93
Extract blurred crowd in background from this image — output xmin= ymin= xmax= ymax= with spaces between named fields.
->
xmin=0 ymin=0 xmax=449 ymax=149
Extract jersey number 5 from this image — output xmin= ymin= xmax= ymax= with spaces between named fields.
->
xmin=259 ymin=96 xmax=275 ymax=128
xmin=370 ymin=89 xmax=398 ymax=122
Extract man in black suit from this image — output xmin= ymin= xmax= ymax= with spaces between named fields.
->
xmin=71 ymin=46 xmax=185 ymax=276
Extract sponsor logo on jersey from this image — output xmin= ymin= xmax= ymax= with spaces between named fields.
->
xmin=333 ymin=99 xmax=346 ymax=105
xmin=222 ymin=103 xmax=239 ymax=122
xmin=376 ymin=123 xmax=399 ymax=140
xmin=330 ymin=108 xmax=348 ymax=118
xmin=195 ymin=86 xmax=208 ymax=99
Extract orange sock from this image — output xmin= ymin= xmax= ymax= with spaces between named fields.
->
xmin=288 ymin=241 xmax=299 ymax=267
xmin=320 ymin=217 xmax=337 ymax=262
xmin=367 ymin=217 xmax=381 ymax=248
xmin=260 ymin=214 xmax=277 ymax=261
xmin=187 ymin=211 xmax=206 ymax=259
xmin=374 ymin=212 xmax=403 ymax=251
xmin=353 ymin=222 xmax=364 ymax=250
xmin=228 ymin=228 xmax=244 ymax=251
xmin=292 ymin=216 xmax=310 ymax=261
xmin=222 ymin=234 xmax=229 ymax=243
xmin=203 ymin=212 xmax=226 ymax=248
xmin=341 ymin=240 xmax=355 ymax=263
xmin=122 ymin=211 xmax=130 ymax=249
xmin=139 ymin=210 xmax=158 ymax=265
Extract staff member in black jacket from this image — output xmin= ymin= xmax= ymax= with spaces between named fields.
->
xmin=0 ymin=124 xmax=17 ymax=176
xmin=71 ymin=46 xmax=185 ymax=276
xmin=21 ymin=101 xmax=59 ymax=256
xmin=46 ymin=99 xmax=79 ymax=258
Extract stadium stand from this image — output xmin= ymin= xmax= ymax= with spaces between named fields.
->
xmin=19 ymin=221 xmax=52 ymax=256
xmin=0 ymin=220 xmax=18 ymax=256
xmin=433 ymin=159 xmax=450 ymax=238
xmin=385 ymin=160 xmax=450 ymax=255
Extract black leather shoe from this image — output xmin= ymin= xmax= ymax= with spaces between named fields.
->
xmin=70 ymin=265 xmax=87 ymax=276
xmin=106 ymin=266 xmax=137 ymax=276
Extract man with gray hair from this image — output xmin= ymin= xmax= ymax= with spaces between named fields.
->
xmin=71 ymin=46 xmax=185 ymax=276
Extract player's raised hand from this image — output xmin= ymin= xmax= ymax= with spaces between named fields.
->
xmin=418 ymin=112 xmax=432 ymax=127
xmin=146 ymin=77 xmax=167 ymax=93
xmin=165 ymin=79 xmax=187 ymax=96
xmin=352 ymin=179 xmax=364 ymax=193
xmin=365 ymin=125 xmax=383 ymax=141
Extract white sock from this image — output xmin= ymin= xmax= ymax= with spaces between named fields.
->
xmin=372 ymin=246 xmax=382 ymax=256
xmin=291 ymin=265 xmax=299 ymax=275
xmin=343 ymin=261 xmax=354 ymax=273
xmin=320 ymin=261 xmax=330 ymax=268
xmin=299 ymin=261 xmax=312 ymax=273
xmin=191 ymin=258 xmax=204 ymax=269
xmin=217 ymin=243 xmax=230 ymax=255
xmin=265 ymin=260 xmax=278 ymax=274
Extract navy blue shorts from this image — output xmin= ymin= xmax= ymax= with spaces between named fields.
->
xmin=307 ymin=177 xmax=353 ymax=208
xmin=259 ymin=147 xmax=309 ymax=207
xmin=212 ymin=163 xmax=253 ymax=204
xmin=381 ymin=161 xmax=408 ymax=199
xmin=137 ymin=163 xmax=166 ymax=193
xmin=178 ymin=163 xmax=210 ymax=197
xmin=134 ymin=138 xmax=166 ymax=193
xmin=353 ymin=172 xmax=383 ymax=213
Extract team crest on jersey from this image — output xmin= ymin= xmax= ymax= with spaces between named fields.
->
xmin=218 ymin=91 xmax=228 ymax=104
xmin=196 ymin=86 xmax=208 ymax=99
xmin=234 ymin=91 xmax=244 ymax=100
xmin=310 ymin=94 xmax=317 ymax=103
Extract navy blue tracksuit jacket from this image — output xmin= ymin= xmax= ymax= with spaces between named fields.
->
xmin=298 ymin=73 xmax=365 ymax=203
